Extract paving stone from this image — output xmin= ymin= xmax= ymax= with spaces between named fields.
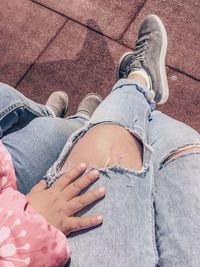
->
xmin=0 ymin=0 xmax=65 ymax=86
xmin=34 ymin=0 xmax=144 ymax=40
xmin=157 ymin=70 xmax=200 ymax=133
xmin=17 ymin=20 xmax=129 ymax=114
xmin=122 ymin=0 xmax=200 ymax=80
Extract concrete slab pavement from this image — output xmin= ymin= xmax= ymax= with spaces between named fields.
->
xmin=158 ymin=70 xmax=200 ymax=132
xmin=17 ymin=19 xmax=128 ymax=114
xmin=33 ymin=0 xmax=145 ymax=40
xmin=0 ymin=0 xmax=66 ymax=87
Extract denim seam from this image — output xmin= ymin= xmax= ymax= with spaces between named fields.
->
xmin=0 ymin=101 xmax=52 ymax=120
xmin=23 ymin=103 xmax=53 ymax=118
xmin=0 ymin=102 xmax=23 ymax=119
xmin=150 ymin=168 xmax=159 ymax=264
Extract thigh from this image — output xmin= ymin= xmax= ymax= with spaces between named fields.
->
xmin=60 ymin=124 xmax=157 ymax=267
xmin=66 ymin=168 xmax=156 ymax=267
xmin=2 ymin=116 xmax=85 ymax=194
xmin=45 ymin=80 xmax=158 ymax=266
xmin=149 ymin=111 xmax=200 ymax=267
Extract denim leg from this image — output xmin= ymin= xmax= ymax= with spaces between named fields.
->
xmin=46 ymin=79 xmax=158 ymax=267
xmin=0 ymin=82 xmax=53 ymax=137
xmin=148 ymin=111 xmax=200 ymax=266
xmin=2 ymin=115 xmax=87 ymax=195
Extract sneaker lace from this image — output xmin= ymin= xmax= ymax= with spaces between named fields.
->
xmin=127 ymin=35 xmax=150 ymax=74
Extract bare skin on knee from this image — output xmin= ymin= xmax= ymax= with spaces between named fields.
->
xmin=62 ymin=124 xmax=143 ymax=172
xmin=163 ymin=144 xmax=200 ymax=165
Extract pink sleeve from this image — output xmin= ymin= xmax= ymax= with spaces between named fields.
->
xmin=0 ymin=187 xmax=71 ymax=267
xmin=0 ymin=143 xmax=70 ymax=266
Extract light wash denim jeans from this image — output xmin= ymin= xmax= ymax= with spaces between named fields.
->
xmin=1 ymin=81 xmax=200 ymax=266
xmin=0 ymin=83 xmax=87 ymax=194
xmin=45 ymin=79 xmax=200 ymax=267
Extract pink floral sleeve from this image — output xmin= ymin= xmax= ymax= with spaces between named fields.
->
xmin=0 ymin=142 xmax=70 ymax=266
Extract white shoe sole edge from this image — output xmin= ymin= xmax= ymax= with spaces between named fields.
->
xmin=152 ymin=15 xmax=169 ymax=105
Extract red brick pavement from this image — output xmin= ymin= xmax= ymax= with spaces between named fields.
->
xmin=0 ymin=0 xmax=199 ymax=132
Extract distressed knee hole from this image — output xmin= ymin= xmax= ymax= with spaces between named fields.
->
xmin=161 ymin=144 xmax=200 ymax=166
xmin=62 ymin=124 xmax=144 ymax=172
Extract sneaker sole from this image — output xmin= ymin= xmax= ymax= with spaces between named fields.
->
xmin=116 ymin=15 xmax=169 ymax=105
xmin=82 ymin=93 xmax=103 ymax=101
xmin=152 ymin=15 xmax=169 ymax=105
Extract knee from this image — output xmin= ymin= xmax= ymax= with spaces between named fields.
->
xmin=63 ymin=124 xmax=143 ymax=172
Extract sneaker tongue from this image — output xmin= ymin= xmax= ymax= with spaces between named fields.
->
xmin=127 ymin=61 xmax=142 ymax=75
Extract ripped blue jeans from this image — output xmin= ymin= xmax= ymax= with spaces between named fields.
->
xmin=45 ymin=79 xmax=200 ymax=267
xmin=0 ymin=82 xmax=87 ymax=194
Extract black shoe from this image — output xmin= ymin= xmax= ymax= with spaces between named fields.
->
xmin=77 ymin=93 xmax=103 ymax=118
xmin=46 ymin=91 xmax=69 ymax=117
xmin=116 ymin=14 xmax=169 ymax=104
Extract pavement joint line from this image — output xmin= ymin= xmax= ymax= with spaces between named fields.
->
xmin=118 ymin=0 xmax=147 ymax=41
xmin=15 ymin=20 xmax=67 ymax=88
xmin=31 ymin=0 xmax=138 ymax=47
xmin=31 ymin=0 xmax=156 ymax=53
xmin=167 ymin=65 xmax=200 ymax=82
xmin=30 ymin=0 xmax=200 ymax=84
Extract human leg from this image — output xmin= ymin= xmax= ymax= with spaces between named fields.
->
xmin=0 ymin=82 xmax=54 ymax=136
xmin=2 ymin=115 xmax=87 ymax=194
xmin=1 ymin=93 xmax=102 ymax=195
xmin=46 ymin=79 xmax=157 ymax=267
xmin=0 ymin=82 xmax=71 ymax=139
xmin=44 ymin=14 xmax=169 ymax=267
xmin=116 ymin=13 xmax=200 ymax=266
xmin=148 ymin=111 xmax=200 ymax=267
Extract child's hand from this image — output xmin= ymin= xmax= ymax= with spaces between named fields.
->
xmin=26 ymin=163 xmax=105 ymax=235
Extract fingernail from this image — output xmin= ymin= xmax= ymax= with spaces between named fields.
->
xmin=92 ymin=170 xmax=99 ymax=176
xmin=99 ymin=187 xmax=106 ymax=194
xmin=97 ymin=216 xmax=103 ymax=223
xmin=80 ymin=163 xmax=87 ymax=169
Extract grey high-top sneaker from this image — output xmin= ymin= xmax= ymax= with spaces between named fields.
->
xmin=46 ymin=91 xmax=69 ymax=117
xmin=77 ymin=93 xmax=103 ymax=119
xmin=116 ymin=14 xmax=169 ymax=104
